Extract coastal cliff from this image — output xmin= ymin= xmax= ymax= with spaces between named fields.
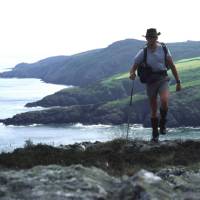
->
xmin=1 ymin=85 xmax=200 ymax=127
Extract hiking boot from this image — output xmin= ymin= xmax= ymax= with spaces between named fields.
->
xmin=159 ymin=118 xmax=167 ymax=135
xmin=159 ymin=108 xmax=168 ymax=135
xmin=150 ymin=137 xmax=159 ymax=143
xmin=151 ymin=117 xmax=159 ymax=142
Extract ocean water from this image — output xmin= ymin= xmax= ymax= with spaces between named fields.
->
xmin=0 ymin=72 xmax=200 ymax=152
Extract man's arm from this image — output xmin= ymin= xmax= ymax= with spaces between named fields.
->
xmin=167 ymin=56 xmax=181 ymax=91
xmin=129 ymin=63 xmax=139 ymax=80
xmin=129 ymin=49 xmax=144 ymax=80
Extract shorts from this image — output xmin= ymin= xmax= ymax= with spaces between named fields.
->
xmin=146 ymin=77 xmax=169 ymax=99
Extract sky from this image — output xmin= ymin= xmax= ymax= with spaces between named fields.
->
xmin=0 ymin=0 xmax=200 ymax=67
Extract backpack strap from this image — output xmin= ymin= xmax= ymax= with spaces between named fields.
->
xmin=160 ymin=42 xmax=169 ymax=69
xmin=143 ymin=46 xmax=147 ymax=64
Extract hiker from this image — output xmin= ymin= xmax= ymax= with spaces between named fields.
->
xmin=129 ymin=28 xmax=181 ymax=142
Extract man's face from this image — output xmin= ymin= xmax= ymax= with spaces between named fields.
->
xmin=146 ymin=36 xmax=158 ymax=46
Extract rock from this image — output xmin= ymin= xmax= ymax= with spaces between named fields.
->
xmin=0 ymin=164 xmax=120 ymax=200
xmin=112 ymin=169 xmax=178 ymax=200
xmin=156 ymin=167 xmax=200 ymax=199
xmin=2 ymin=165 xmax=200 ymax=199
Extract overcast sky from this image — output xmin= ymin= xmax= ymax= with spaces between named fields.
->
xmin=0 ymin=0 xmax=199 ymax=67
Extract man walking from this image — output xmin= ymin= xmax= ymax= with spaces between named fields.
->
xmin=129 ymin=28 xmax=181 ymax=142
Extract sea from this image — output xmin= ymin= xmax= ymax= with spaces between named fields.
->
xmin=0 ymin=66 xmax=200 ymax=152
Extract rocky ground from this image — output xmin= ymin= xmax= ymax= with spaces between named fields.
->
xmin=1 ymin=139 xmax=200 ymax=199
xmin=1 ymin=164 xmax=200 ymax=199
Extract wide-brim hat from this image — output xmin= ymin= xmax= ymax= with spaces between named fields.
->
xmin=143 ymin=28 xmax=161 ymax=38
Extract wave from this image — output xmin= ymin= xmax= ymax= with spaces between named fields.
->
xmin=129 ymin=124 xmax=145 ymax=129
xmin=73 ymin=123 xmax=112 ymax=129
xmin=6 ymin=124 xmax=42 ymax=128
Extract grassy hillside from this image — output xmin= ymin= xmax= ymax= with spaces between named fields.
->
xmin=169 ymin=57 xmax=200 ymax=92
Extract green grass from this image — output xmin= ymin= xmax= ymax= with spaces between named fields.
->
xmin=175 ymin=57 xmax=200 ymax=64
xmin=169 ymin=79 xmax=200 ymax=93
xmin=169 ymin=57 xmax=200 ymax=92
xmin=58 ymin=86 xmax=81 ymax=94
xmin=101 ymin=93 xmax=147 ymax=109
xmin=176 ymin=59 xmax=200 ymax=73
xmin=113 ymin=73 xmax=129 ymax=80
xmin=101 ymin=72 xmax=128 ymax=87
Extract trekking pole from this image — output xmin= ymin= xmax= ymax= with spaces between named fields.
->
xmin=126 ymin=80 xmax=135 ymax=141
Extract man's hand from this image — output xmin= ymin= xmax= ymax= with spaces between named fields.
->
xmin=176 ymin=83 xmax=181 ymax=91
xmin=129 ymin=72 xmax=136 ymax=80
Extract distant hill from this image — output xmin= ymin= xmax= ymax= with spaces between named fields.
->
xmin=1 ymin=39 xmax=200 ymax=86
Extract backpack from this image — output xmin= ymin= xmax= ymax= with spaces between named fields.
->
xmin=137 ymin=43 xmax=169 ymax=83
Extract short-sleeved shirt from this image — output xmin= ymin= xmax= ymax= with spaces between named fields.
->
xmin=134 ymin=42 xmax=172 ymax=72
